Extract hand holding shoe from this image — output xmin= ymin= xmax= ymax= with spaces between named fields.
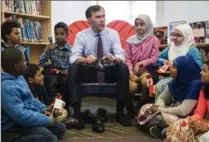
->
xmin=95 ymin=59 xmax=105 ymax=71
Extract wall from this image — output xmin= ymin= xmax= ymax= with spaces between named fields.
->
xmin=51 ymin=1 xmax=209 ymax=28
xmin=51 ymin=1 xmax=91 ymax=34
xmin=156 ymin=1 xmax=209 ymax=26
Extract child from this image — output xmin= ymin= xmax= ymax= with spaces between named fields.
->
xmin=165 ymin=60 xmax=209 ymax=141
xmin=23 ymin=63 xmax=68 ymax=122
xmin=155 ymin=24 xmax=203 ymax=101
xmin=1 ymin=20 xmax=29 ymax=63
xmin=137 ymin=56 xmax=203 ymax=139
xmin=39 ymin=22 xmax=71 ymax=101
xmin=1 ymin=48 xmax=66 ymax=142
xmin=125 ymin=14 xmax=159 ymax=109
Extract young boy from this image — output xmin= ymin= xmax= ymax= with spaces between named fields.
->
xmin=23 ymin=63 xmax=68 ymax=122
xmin=1 ymin=48 xmax=66 ymax=142
xmin=1 ymin=20 xmax=29 ymax=63
xmin=39 ymin=22 xmax=71 ymax=101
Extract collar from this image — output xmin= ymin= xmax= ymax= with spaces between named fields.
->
xmin=90 ymin=27 xmax=106 ymax=37
xmin=55 ymin=42 xmax=71 ymax=50
xmin=1 ymin=41 xmax=20 ymax=49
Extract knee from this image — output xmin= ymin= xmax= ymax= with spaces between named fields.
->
xmin=129 ymin=81 xmax=138 ymax=94
xmin=54 ymin=122 xmax=67 ymax=139
xmin=116 ymin=63 xmax=129 ymax=75
xmin=46 ymin=134 xmax=59 ymax=142
xmin=69 ymin=64 xmax=79 ymax=75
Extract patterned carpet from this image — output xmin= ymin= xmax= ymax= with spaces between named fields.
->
xmin=60 ymin=96 xmax=162 ymax=142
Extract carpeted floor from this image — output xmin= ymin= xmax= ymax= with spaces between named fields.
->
xmin=60 ymin=96 xmax=162 ymax=142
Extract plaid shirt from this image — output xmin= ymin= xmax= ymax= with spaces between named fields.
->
xmin=40 ymin=43 xmax=71 ymax=71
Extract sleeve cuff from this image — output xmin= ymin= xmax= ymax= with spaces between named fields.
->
xmin=142 ymin=60 xmax=148 ymax=67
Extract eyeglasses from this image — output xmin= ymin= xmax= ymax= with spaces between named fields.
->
xmin=170 ymin=32 xmax=183 ymax=38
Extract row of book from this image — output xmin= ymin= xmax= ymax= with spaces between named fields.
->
xmin=154 ymin=21 xmax=209 ymax=44
xmin=3 ymin=0 xmax=41 ymax=15
xmin=5 ymin=15 xmax=43 ymax=42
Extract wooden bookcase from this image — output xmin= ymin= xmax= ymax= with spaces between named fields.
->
xmin=1 ymin=1 xmax=51 ymax=64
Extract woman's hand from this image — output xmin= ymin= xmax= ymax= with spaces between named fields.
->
xmin=133 ymin=62 xmax=143 ymax=75
xmin=130 ymin=74 xmax=138 ymax=82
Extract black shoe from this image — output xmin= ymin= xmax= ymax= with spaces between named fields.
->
xmin=96 ymin=108 xmax=109 ymax=122
xmin=127 ymin=103 xmax=137 ymax=119
xmin=92 ymin=116 xmax=105 ymax=133
xmin=73 ymin=114 xmax=86 ymax=129
xmin=95 ymin=59 xmax=105 ymax=71
xmin=64 ymin=117 xmax=79 ymax=129
xmin=149 ymin=126 xmax=163 ymax=139
xmin=116 ymin=113 xmax=132 ymax=127
xmin=82 ymin=110 xmax=95 ymax=124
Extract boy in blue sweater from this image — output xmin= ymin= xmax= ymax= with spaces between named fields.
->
xmin=1 ymin=48 xmax=66 ymax=142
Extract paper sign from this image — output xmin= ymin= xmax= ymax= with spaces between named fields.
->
xmin=157 ymin=63 xmax=171 ymax=73
xmin=50 ymin=68 xmax=59 ymax=74
xmin=149 ymin=85 xmax=156 ymax=96
xmin=54 ymin=99 xmax=66 ymax=109
xmin=146 ymin=74 xmax=153 ymax=87
xmin=145 ymin=74 xmax=156 ymax=96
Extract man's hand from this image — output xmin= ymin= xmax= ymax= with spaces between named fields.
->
xmin=75 ymin=57 xmax=86 ymax=65
xmin=48 ymin=44 xmax=56 ymax=50
xmin=133 ymin=62 xmax=143 ymax=75
xmin=102 ymin=54 xmax=116 ymax=63
xmin=85 ymin=55 xmax=96 ymax=64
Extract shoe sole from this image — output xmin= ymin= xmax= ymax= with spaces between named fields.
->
xmin=149 ymin=126 xmax=162 ymax=139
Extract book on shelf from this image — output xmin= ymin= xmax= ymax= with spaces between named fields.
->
xmin=190 ymin=21 xmax=206 ymax=44
xmin=3 ymin=0 xmax=41 ymax=15
xmin=4 ymin=15 xmax=43 ymax=43
xmin=154 ymin=26 xmax=168 ymax=45
xmin=205 ymin=21 xmax=209 ymax=43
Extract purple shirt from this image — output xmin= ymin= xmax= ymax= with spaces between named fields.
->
xmin=125 ymin=36 xmax=159 ymax=74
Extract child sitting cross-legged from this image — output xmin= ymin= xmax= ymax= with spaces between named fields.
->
xmin=23 ymin=63 xmax=68 ymax=122
xmin=1 ymin=48 xmax=66 ymax=142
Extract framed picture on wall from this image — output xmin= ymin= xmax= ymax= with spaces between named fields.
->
xmin=169 ymin=21 xmax=187 ymax=33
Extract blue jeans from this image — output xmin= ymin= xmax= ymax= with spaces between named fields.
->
xmin=5 ymin=122 xmax=66 ymax=142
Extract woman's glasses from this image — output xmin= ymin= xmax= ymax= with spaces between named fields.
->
xmin=170 ymin=32 xmax=183 ymax=38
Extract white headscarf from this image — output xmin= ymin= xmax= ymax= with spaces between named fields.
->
xmin=168 ymin=24 xmax=195 ymax=62
xmin=126 ymin=14 xmax=153 ymax=45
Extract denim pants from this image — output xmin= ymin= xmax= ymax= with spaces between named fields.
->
xmin=3 ymin=122 xmax=67 ymax=142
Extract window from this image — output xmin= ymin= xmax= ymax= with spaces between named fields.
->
xmin=91 ymin=1 xmax=156 ymax=25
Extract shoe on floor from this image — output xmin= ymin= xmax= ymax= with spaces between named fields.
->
xmin=92 ymin=116 xmax=105 ymax=133
xmin=149 ymin=126 xmax=163 ymax=139
xmin=82 ymin=110 xmax=94 ymax=124
xmin=73 ymin=114 xmax=86 ymax=129
xmin=116 ymin=113 xmax=132 ymax=127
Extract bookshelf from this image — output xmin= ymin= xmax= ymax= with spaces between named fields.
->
xmin=1 ymin=0 xmax=51 ymax=64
